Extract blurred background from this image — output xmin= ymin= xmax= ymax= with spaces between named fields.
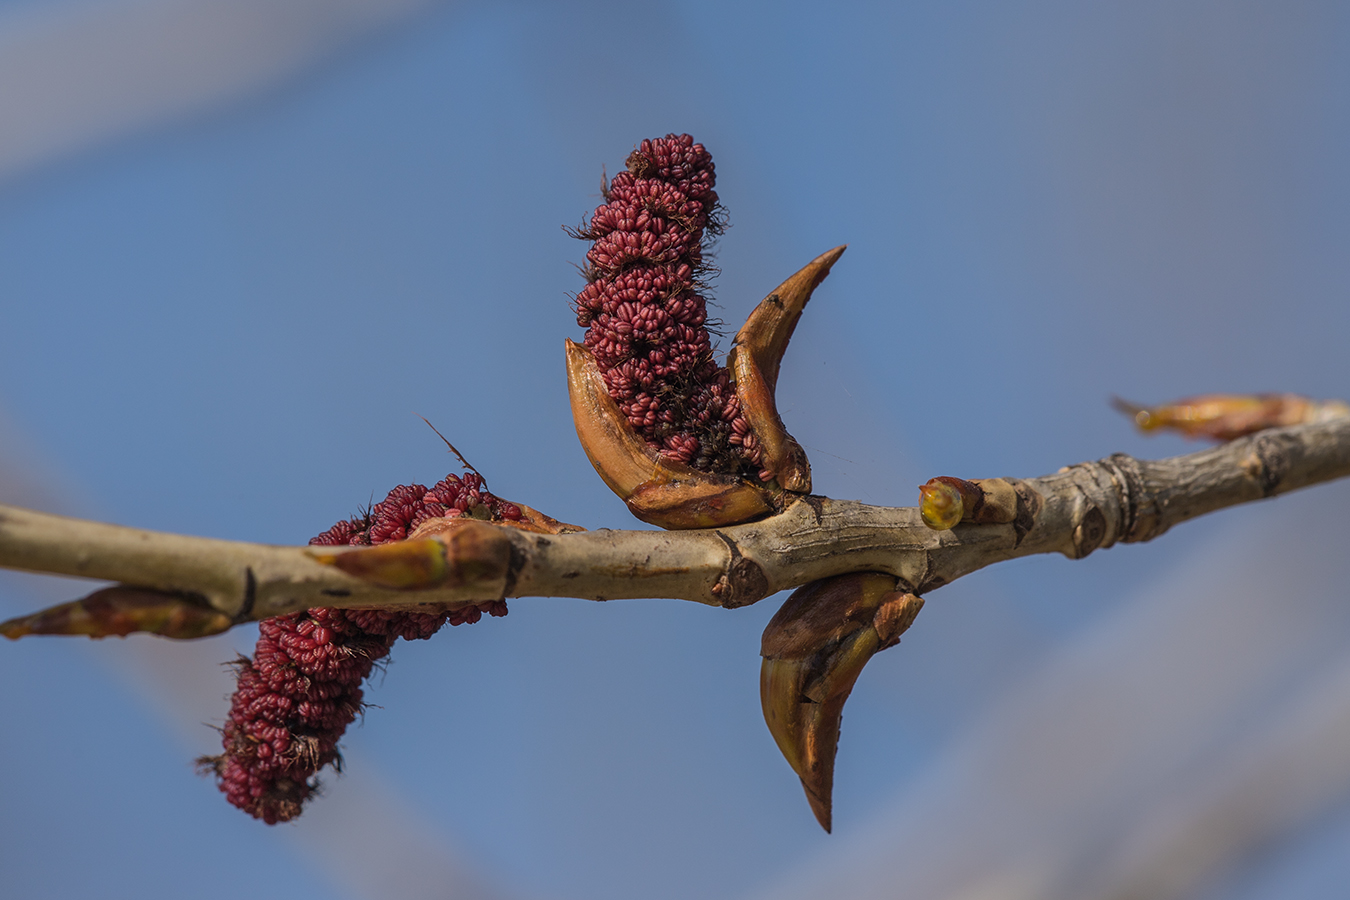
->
xmin=2 ymin=1 xmax=1349 ymax=898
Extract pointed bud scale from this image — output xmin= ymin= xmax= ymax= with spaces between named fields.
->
xmin=733 ymin=246 xmax=847 ymax=393
xmin=725 ymin=245 xmax=846 ymax=492
xmin=760 ymin=573 xmax=924 ymax=831
xmin=1112 ymin=393 xmax=1350 ymax=442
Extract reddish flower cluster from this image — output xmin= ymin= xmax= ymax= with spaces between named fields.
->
xmin=309 ymin=471 xmax=523 ymax=545
xmin=200 ymin=473 xmax=511 ymax=824
xmin=574 ymin=134 xmax=761 ymax=476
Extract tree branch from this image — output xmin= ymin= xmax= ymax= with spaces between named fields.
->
xmin=3 ymin=415 xmax=1349 ymax=633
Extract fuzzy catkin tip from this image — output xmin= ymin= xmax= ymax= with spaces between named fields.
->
xmin=201 ymin=472 xmax=512 ymax=824
xmin=573 ymin=134 xmax=760 ymax=478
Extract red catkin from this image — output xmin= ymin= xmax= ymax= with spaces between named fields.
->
xmin=574 ymin=134 xmax=762 ymax=477
xmin=199 ymin=473 xmax=512 ymax=824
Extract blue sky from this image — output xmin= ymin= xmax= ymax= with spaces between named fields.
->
xmin=2 ymin=2 xmax=1349 ymax=899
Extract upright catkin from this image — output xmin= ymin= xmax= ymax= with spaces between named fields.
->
xmin=573 ymin=134 xmax=766 ymax=478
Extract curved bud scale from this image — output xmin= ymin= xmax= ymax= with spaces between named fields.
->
xmin=566 ymin=338 xmax=671 ymax=500
xmin=726 ymin=246 xmax=846 ymax=492
xmin=760 ymin=572 xmax=924 ymax=831
xmin=728 ymin=344 xmax=812 ymax=493
xmin=567 ymin=339 xmax=774 ymax=528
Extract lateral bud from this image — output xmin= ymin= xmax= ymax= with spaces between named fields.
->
xmin=760 ymin=572 xmax=923 ymax=832
xmin=918 ymin=476 xmax=1019 ymax=531
xmin=0 ymin=586 xmax=233 ymax=640
xmin=565 ymin=339 xmax=775 ymax=528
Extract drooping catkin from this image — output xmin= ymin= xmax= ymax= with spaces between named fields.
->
xmin=199 ymin=472 xmax=512 ymax=824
